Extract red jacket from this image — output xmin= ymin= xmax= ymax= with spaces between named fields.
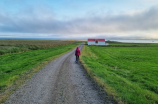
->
xmin=75 ymin=47 xmax=80 ymax=56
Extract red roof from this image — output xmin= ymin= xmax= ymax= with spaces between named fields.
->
xmin=97 ymin=39 xmax=105 ymax=41
xmin=88 ymin=39 xmax=105 ymax=42
xmin=88 ymin=39 xmax=95 ymax=41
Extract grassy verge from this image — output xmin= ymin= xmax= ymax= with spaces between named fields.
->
xmin=80 ymin=43 xmax=158 ymax=104
xmin=0 ymin=42 xmax=79 ymax=103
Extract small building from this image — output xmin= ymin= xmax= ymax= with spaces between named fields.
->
xmin=88 ymin=38 xmax=107 ymax=45
xmin=87 ymin=39 xmax=96 ymax=45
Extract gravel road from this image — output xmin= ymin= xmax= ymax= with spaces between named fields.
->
xmin=3 ymin=44 xmax=114 ymax=104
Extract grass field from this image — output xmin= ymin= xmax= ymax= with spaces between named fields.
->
xmin=0 ymin=39 xmax=80 ymax=102
xmin=81 ymin=42 xmax=158 ymax=104
xmin=0 ymin=39 xmax=76 ymax=55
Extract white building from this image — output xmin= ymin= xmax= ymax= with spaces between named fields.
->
xmin=88 ymin=39 xmax=108 ymax=45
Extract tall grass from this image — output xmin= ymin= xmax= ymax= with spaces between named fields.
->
xmin=81 ymin=43 xmax=158 ymax=104
xmin=0 ymin=39 xmax=77 ymax=55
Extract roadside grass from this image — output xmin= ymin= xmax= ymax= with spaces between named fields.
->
xmin=0 ymin=41 xmax=79 ymax=103
xmin=81 ymin=43 xmax=158 ymax=104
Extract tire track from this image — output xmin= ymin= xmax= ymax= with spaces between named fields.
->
xmin=52 ymin=51 xmax=77 ymax=104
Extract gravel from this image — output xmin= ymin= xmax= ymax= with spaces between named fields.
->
xmin=3 ymin=44 xmax=114 ymax=104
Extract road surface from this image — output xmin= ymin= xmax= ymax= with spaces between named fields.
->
xmin=4 ymin=44 xmax=114 ymax=104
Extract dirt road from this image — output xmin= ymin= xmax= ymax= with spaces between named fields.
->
xmin=4 ymin=44 xmax=113 ymax=104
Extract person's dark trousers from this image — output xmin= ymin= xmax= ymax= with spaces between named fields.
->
xmin=76 ymin=55 xmax=79 ymax=62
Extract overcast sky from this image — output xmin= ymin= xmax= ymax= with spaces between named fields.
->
xmin=0 ymin=0 xmax=158 ymax=40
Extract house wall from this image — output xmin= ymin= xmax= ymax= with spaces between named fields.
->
xmin=88 ymin=41 xmax=95 ymax=45
xmin=98 ymin=42 xmax=105 ymax=45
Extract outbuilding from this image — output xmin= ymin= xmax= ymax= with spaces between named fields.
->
xmin=88 ymin=38 xmax=107 ymax=45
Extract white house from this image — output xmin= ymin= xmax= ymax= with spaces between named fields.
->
xmin=88 ymin=39 xmax=108 ymax=45
xmin=87 ymin=39 xmax=96 ymax=45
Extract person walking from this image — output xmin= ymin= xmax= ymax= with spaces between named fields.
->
xmin=75 ymin=47 xmax=81 ymax=63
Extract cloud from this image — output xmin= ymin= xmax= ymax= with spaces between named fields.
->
xmin=67 ymin=6 xmax=158 ymax=33
xmin=0 ymin=5 xmax=158 ymax=39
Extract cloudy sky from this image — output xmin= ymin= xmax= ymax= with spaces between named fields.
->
xmin=0 ymin=0 xmax=158 ymax=40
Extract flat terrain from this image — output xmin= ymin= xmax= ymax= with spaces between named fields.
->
xmin=81 ymin=43 xmax=158 ymax=104
xmin=3 ymin=44 xmax=112 ymax=104
xmin=0 ymin=40 xmax=79 ymax=100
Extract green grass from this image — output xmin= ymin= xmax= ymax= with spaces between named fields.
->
xmin=81 ymin=43 xmax=158 ymax=104
xmin=0 ymin=39 xmax=80 ymax=102
xmin=0 ymin=43 xmax=78 ymax=90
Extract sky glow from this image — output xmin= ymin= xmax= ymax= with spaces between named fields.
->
xmin=0 ymin=0 xmax=158 ymax=39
